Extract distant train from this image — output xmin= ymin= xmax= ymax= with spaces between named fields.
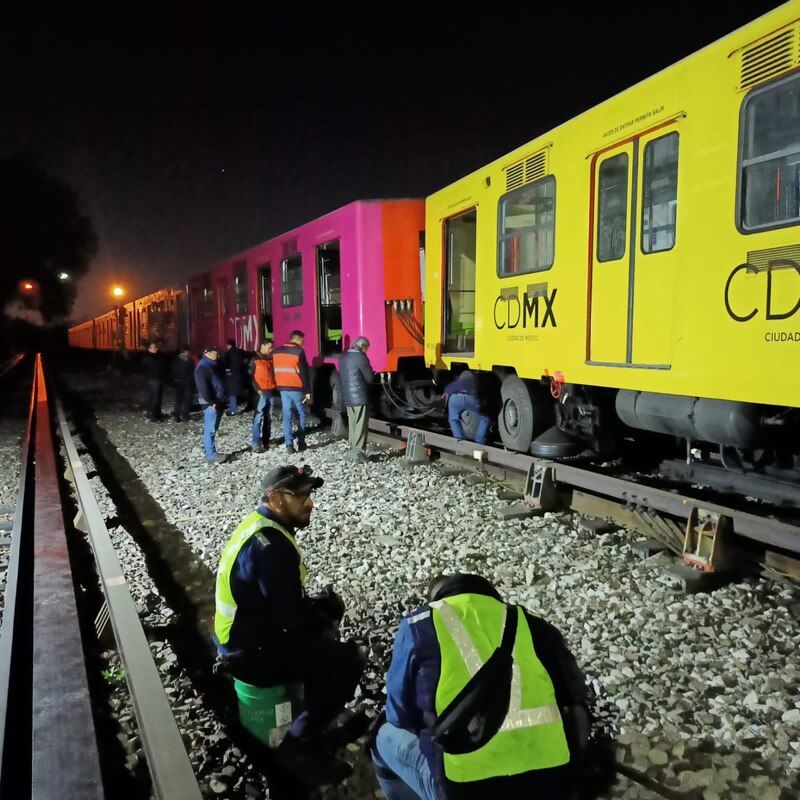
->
xmin=70 ymin=3 xmax=800 ymax=469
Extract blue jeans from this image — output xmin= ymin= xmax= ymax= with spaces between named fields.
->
xmin=251 ymin=392 xmax=274 ymax=445
xmin=228 ymin=393 xmax=238 ymax=414
xmin=280 ymin=390 xmax=306 ymax=446
xmin=202 ymin=405 xmax=223 ymax=459
xmin=448 ymin=393 xmax=491 ymax=444
xmin=372 ymin=723 xmax=438 ymax=800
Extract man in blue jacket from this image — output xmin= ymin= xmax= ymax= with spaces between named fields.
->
xmin=443 ymin=370 xmax=491 ymax=445
xmin=338 ymin=335 xmax=374 ymax=461
xmin=214 ymin=465 xmax=367 ymax=786
xmin=194 ymin=345 xmax=228 ymax=464
xmin=371 ymin=573 xmax=590 ymax=800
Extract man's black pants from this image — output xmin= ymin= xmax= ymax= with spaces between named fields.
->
xmin=147 ymin=379 xmax=163 ymax=420
xmin=225 ymin=637 xmax=363 ymax=737
xmin=173 ymin=380 xmax=193 ymax=420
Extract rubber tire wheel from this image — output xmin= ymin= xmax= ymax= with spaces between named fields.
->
xmin=498 ymin=375 xmax=534 ymax=452
xmin=330 ymin=370 xmax=348 ymax=431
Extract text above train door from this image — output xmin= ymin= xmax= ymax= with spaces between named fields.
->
xmin=317 ymin=241 xmax=342 ymax=355
xmin=588 ymin=126 xmax=679 ymax=368
xmin=443 ymin=208 xmax=477 ymax=354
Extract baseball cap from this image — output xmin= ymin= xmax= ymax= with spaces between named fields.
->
xmin=262 ymin=465 xmax=324 ymax=496
xmin=203 ymin=344 xmax=218 ymax=353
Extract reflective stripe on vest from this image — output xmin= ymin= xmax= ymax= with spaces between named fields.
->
xmin=253 ymin=358 xmax=276 ymax=390
xmin=272 ymin=348 xmax=302 ymax=388
xmin=430 ymin=594 xmax=570 ymax=783
xmin=214 ymin=510 xmax=308 ymax=645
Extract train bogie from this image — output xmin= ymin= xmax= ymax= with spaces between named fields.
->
xmin=424 ymin=4 xmax=800 ymax=459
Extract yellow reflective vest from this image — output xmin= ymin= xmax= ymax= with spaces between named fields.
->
xmin=214 ymin=510 xmax=308 ymax=646
xmin=430 ymin=593 xmax=570 ymax=783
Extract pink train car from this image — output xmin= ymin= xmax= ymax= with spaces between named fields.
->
xmin=186 ymin=198 xmax=426 ymax=402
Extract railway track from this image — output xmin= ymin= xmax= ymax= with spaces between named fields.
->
xmin=0 ymin=355 xmax=203 ymax=799
xmin=348 ymin=411 xmax=800 ymax=589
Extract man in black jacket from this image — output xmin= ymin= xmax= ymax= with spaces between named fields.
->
xmin=338 ymin=336 xmax=374 ymax=461
xmin=222 ymin=338 xmax=250 ymax=415
xmin=171 ymin=344 xmax=195 ymax=422
xmin=143 ymin=341 xmax=165 ymax=422
xmin=194 ymin=345 xmax=228 ymax=464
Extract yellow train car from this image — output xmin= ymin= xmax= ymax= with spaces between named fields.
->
xmin=425 ymin=2 xmax=800 ymax=464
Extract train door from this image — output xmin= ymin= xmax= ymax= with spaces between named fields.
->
xmin=316 ymin=241 xmax=342 ymax=355
xmin=217 ymin=279 xmax=229 ymax=346
xmin=588 ymin=127 xmax=679 ymax=367
xmin=259 ymin=263 xmax=273 ymax=341
xmin=443 ymin=208 xmax=477 ymax=354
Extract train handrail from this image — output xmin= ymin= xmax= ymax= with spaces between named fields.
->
xmin=56 ymin=395 xmax=203 ymax=800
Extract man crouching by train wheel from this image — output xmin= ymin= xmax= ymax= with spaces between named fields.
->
xmin=370 ymin=573 xmax=592 ymax=799
xmin=213 ymin=465 xmax=370 ymax=786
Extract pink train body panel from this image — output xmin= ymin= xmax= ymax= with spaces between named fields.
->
xmin=186 ymin=199 xmax=425 ymax=373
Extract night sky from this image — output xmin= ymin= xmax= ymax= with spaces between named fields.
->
xmin=1 ymin=2 xmax=786 ymax=322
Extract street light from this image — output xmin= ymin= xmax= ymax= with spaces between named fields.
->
xmin=58 ymin=272 xmax=69 ymax=280
xmin=112 ymin=285 xmax=124 ymax=297
xmin=22 ymin=281 xmax=35 ymax=291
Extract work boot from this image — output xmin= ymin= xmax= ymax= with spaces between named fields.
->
xmin=296 ymin=439 xmax=308 ymax=452
xmin=250 ymin=443 xmax=266 ymax=453
xmin=275 ymin=734 xmax=352 ymax=786
xmin=321 ymin=710 xmax=372 ymax=748
xmin=286 ymin=444 xmax=295 ymax=454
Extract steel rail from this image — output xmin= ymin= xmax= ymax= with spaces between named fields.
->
xmin=362 ymin=417 xmax=800 ymax=553
xmin=0 ymin=354 xmax=105 ymax=798
xmin=0 ymin=353 xmax=25 ymax=380
xmin=0 ymin=352 xmax=37 ymax=796
xmin=56 ymin=396 xmax=204 ymax=800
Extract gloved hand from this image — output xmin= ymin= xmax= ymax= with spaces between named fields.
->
xmin=309 ymin=584 xmax=346 ymax=623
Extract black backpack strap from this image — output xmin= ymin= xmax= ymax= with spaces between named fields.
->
xmin=499 ymin=604 xmax=518 ymax=655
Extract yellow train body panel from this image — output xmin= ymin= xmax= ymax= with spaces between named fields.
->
xmin=425 ymin=2 xmax=800 ymax=411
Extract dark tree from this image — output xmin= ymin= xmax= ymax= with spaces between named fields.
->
xmin=0 ymin=152 xmax=97 ymax=322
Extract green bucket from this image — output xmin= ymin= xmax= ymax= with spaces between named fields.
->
xmin=233 ymin=679 xmax=303 ymax=747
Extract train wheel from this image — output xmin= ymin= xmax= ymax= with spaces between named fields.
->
xmin=498 ymin=375 xmax=534 ymax=452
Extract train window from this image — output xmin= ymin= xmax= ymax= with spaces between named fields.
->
xmin=641 ymin=133 xmax=679 ymax=253
xmin=234 ymin=260 xmax=248 ymax=314
xmin=281 ymin=254 xmax=303 ymax=307
xmin=218 ymin=281 xmax=229 ymax=317
xmin=203 ymin=286 xmax=215 ymax=318
xmin=740 ymin=73 xmax=800 ymax=231
xmin=597 ymin=153 xmax=629 ymax=262
xmin=497 ymin=176 xmax=555 ymax=275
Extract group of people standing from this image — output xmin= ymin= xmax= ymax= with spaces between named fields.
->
xmin=142 ymin=331 xmax=376 ymax=466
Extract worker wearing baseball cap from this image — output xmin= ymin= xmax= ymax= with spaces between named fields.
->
xmin=214 ymin=464 xmax=367 ymax=785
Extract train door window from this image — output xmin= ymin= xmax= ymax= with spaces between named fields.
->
xmin=739 ymin=72 xmax=800 ymax=231
xmin=203 ymin=285 xmax=215 ymax=318
xmin=641 ymin=132 xmax=679 ymax=253
xmin=317 ymin=240 xmax=342 ymax=355
xmin=443 ymin=208 xmax=477 ymax=354
xmin=597 ymin=153 xmax=629 ymax=262
xmin=234 ymin=260 xmax=248 ymax=313
xmin=281 ymin=254 xmax=303 ymax=307
xmin=497 ymin=175 xmax=556 ymax=275
xmin=259 ymin=263 xmax=273 ymax=340
xmin=218 ymin=280 xmax=229 ymax=318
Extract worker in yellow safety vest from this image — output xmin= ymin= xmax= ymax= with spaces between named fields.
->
xmin=371 ymin=573 xmax=591 ymax=799
xmin=214 ymin=464 xmax=367 ymax=786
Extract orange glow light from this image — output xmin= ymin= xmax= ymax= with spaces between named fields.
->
xmin=112 ymin=286 xmax=124 ymax=297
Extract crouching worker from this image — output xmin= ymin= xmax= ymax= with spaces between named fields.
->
xmin=371 ymin=573 xmax=591 ymax=799
xmin=214 ymin=465 xmax=368 ymax=786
